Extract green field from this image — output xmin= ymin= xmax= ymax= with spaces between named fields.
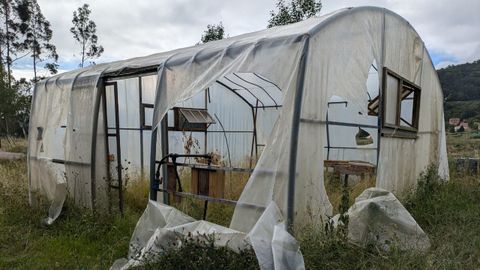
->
xmin=0 ymin=135 xmax=479 ymax=269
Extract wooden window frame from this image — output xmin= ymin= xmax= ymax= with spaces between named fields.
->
xmin=381 ymin=67 xmax=421 ymax=139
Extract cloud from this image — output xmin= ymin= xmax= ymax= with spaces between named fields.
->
xmin=321 ymin=0 xmax=480 ymax=64
xmin=11 ymin=0 xmax=480 ymax=79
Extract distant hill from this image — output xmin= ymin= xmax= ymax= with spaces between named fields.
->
xmin=437 ymin=60 xmax=480 ymax=126
xmin=437 ymin=60 xmax=480 ymax=101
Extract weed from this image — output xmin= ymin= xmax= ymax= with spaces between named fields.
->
xmin=134 ymin=234 xmax=259 ymax=270
xmin=1 ymin=133 xmax=479 ymax=269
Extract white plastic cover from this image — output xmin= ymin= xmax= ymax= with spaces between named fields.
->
xmin=339 ymin=188 xmax=430 ymax=251
xmin=28 ymin=7 xmax=448 ymax=267
xmin=112 ymin=200 xmax=304 ymax=270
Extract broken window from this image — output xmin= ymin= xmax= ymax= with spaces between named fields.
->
xmin=381 ymin=67 xmax=421 ymax=137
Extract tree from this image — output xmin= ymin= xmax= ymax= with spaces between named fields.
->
xmin=16 ymin=0 xmax=58 ymax=82
xmin=0 ymin=63 xmax=31 ymax=138
xmin=11 ymin=77 xmax=32 ymax=137
xmin=0 ymin=63 xmax=15 ymax=121
xmin=267 ymin=0 xmax=322 ymax=28
xmin=0 ymin=0 xmax=24 ymax=88
xmin=70 ymin=4 xmax=103 ymax=68
xmin=200 ymin=22 xmax=225 ymax=43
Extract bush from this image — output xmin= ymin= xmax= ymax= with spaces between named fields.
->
xmin=136 ymin=234 xmax=258 ymax=270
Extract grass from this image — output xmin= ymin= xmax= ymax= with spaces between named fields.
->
xmin=0 ymin=159 xmax=141 ymax=269
xmin=135 ymin=235 xmax=259 ymax=270
xmin=301 ymin=167 xmax=480 ymax=269
xmin=446 ymin=131 xmax=480 ymax=158
xmin=324 ymin=172 xmax=376 ymax=214
xmin=1 ymin=134 xmax=479 ymax=269
xmin=0 ymin=136 xmax=28 ymax=153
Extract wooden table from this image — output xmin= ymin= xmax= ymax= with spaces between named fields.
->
xmin=324 ymin=160 xmax=376 ymax=187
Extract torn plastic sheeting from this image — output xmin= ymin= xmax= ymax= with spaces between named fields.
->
xmin=112 ymin=200 xmax=305 ymax=270
xmin=29 ymin=158 xmax=67 ymax=225
xmin=28 ymin=7 xmax=449 ymax=231
xmin=248 ymin=202 xmax=305 ymax=270
xmin=338 ymin=188 xmax=430 ymax=251
xmin=126 ymin=200 xmax=196 ymax=258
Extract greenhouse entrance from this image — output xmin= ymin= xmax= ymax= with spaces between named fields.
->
xmin=149 ymin=72 xmax=283 ymax=225
xmin=102 ymin=74 xmax=157 ymax=213
xmin=323 ymin=63 xmax=380 ymax=212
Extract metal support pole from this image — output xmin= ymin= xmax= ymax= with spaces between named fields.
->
xmin=286 ymin=35 xmax=310 ymax=234
xmin=139 ymin=77 xmax=145 ymax=179
xmin=326 ymin=111 xmax=331 ymax=160
xmin=160 ymin=117 xmax=170 ymax=204
xmin=90 ymin=80 xmax=104 ymax=212
xmin=376 ymin=11 xmax=386 ymax=169
xmin=149 ymin=128 xmax=158 ymax=201
xmin=113 ymin=84 xmax=124 ymax=216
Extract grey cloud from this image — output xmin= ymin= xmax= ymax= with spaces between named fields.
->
xmin=16 ymin=0 xmax=480 ymax=75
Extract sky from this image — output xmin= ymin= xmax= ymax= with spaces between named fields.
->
xmin=11 ymin=0 xmax=480 ymax=80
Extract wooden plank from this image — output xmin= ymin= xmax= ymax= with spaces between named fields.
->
xmin=191 ymin=168 xmax=199 ymax=195
xmin=209 ymin=170 xmax=225 ymax=198
xmin=324 ymin=160 xmax=376 ymax=175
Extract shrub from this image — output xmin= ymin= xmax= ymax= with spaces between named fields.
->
xmin=136 ymin=234 xmax=258 ymax=270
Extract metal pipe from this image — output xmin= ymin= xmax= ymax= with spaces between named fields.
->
xmin=138 ymin=77 xmax=145 ymax=179
xmin=300 ymin=119 xmax=378 ymax=129
xmin=113 ymin=84 xmax=124 ymax=216
xmin=214 ymin=114 xmax=232 ymax=167
xmin=90 ymin=80 xmax=103 ymax=211
xmin=102 ymin=84 xmax=113 ymax=213
xmin=232 ymin=73 xmax=279 ymax=107
xmin=376 ymin=11 xmax=386 ymax=169
xmin=149 ymin=128 xmax=158 ymax=201
xmin=222 ymin=76 xmax=266 ymax=108
xmin=253 ymin=72 xmax=282 ymax=92
xmin=286 ymin=35 xmax=310 ymax=234
xmin=160 ymin=117 xmax=169 ymax=204
xmin=326 ymin=111 xmax=331 ymax=160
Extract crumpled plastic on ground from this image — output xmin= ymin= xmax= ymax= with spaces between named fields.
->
xmin=111 ymin=200 xmax=305 ymax=270
xmin=333 ymin=188 xmax=430 ymax=251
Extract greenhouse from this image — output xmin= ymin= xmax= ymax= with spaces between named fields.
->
xmin=28 ymin=6 xmax=448 ymax=268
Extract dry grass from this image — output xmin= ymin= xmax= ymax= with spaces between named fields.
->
xmin=446 ymin=132 xmax=480 ymax=158
xmin=124 ymin=177 xmax=150 ymax=212
xmin=0 ymin=137 xmax=28 ymax=153
xmin=165 ymin=163 xmax=251 ymax=226
xmin=1 ymin=133 xmax=479 ymax=269
xmin=325 ymin=172 xmax=376 ymax=214
xmin=0 ymin=158 xmax=141 ymax=269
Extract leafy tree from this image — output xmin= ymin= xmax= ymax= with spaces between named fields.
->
xmin=0 ymin=0 xmax=24 ymax=88
xmin=200 ymin=22 xmax=225 ymax=43
xmin=0 ymin=63 xmax=15 ymax=119
xmin=438 ymin=60 xmax=480 ymax=102
xmin=0 ymin=63 xmax=31 ymax=137
xmin=70 ymin=4 xmax=103 ymax=67
xmin=267 ymin=0 xmax=322 ymax=28
xmin=16 ymin=0 xmax=58 ymax=82
xmin=439 ymin=60 xmax=480 ymax=125
xmin=11 ymin=77 xmax=31 ymax=136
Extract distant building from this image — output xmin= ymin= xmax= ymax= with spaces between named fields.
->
xmin=454 ymin=121 xmax=470 ymax=132
xmin=449 ymin=118 xmax=461 ymax=126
